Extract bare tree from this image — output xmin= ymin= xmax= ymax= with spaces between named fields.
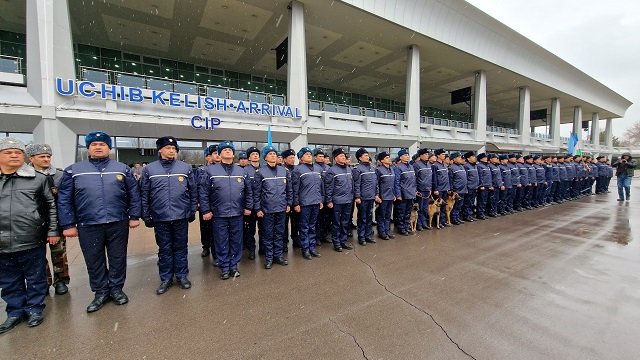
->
xmin=599 ymin=131 xmax=624 ymax=147
xmin=621 ymin=122 xmax=640 ymax=146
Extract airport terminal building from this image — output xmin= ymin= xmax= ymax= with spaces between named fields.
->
xmin=0 ymin=0 xmax=632 ymax=167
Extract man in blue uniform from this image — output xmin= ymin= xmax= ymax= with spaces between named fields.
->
xmin=413 ymin=148 xmax=432 ymax=230
xmin=543 ymin=155 xmax=556 ymax=205
xmin=509 ymin=154 xmax=523 ymax=211
xmin=140 ymin=136 xmax=198 ymax=294
xmin=58 ymin=131 xmax=140 ymax=313
xmin=448 ymin=152 xmax=468 ymax=225
xmin=353 ymin=148 xmax=378 ymax=245
xmin=498 ymin=155 xmax=513 ymax=215
xmin=254 ymin=146 xmax=292 ymax=269
xmin=432 ymin=148 xmax=451 ymax=227
xmin=243 ymin=146 xmax=261 ymax=260
xmin=282 ymin=149 xmax=300 ymax=252
xmin=325 ymin=148 xmax=354 ymax=251
xmin=200 ymin=141 xmax=253 ymax=280
xmin=475 ymin=153 xmax=492 ymax=219
xmin=462 ymin=152 xmax=479 ymax=222
xmin=291 ymin=147 xmax=323 ymax=259
xmin=375 ymin=152 xmax=396 ymax=239
xmin=487 ymin=154 xmax=504 ymax=217
xmin=515 ymin=155 xmax=529 ymax=211
xmin=555 ymin=156 xmax=568 ymax=203
xmin=238 ymin=152 xmax=248 ymax=167
xmin=524 ymin=155 xmax=536 ymax=209
xmin=314 ymin=149 xmax=331 ymax=245
xmin=532 ymin=155 xmax=546 ymax=207
xmin=198 ymin=145 xmax=216 ymax=260
xmin=394 ymin=148 xmax=417 ymax=235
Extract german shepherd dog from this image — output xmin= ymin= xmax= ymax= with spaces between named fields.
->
xmin=445 ymin=191 xmax=462 ymax=226
xmin=427 ymin=196 xmax=444 ymax=229
xmin=409 ymin=202 xmax=420 ymax=233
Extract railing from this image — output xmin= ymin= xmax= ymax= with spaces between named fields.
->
xmin=421 ymin=116 xmax=475 ymax=129
xmin=487 ymin=125 xmax=518 ymax=135
xmin=308 ymin=100 xmax=406 ymax=121
xmin=79 ymin=66 xmax=286 ymax=105
xmin=530 ymin=132 xmax=550 ymax=140
xmin=0 ymin=55 xmax=22 ymax=74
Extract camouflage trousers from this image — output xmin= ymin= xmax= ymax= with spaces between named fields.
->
xmin=47 ymin=237 xmax=70 ymax=285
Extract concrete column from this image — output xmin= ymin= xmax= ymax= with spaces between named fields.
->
xmin=27 ymin=0 xmax=77 ymax=167
xmin=591 ymin=113 xmax=600 ymax=150
xmin=605 ymin=118 xmax=613 ymax=149
xmin=518 ymin=86 xmax=531 ymax=146
xmin=550 ymin=98 xmax=561 ymax=147
xmin=287 ymin=1 xmax=308 ymax=123
xmin=405 ymin=45 xmax=421 ymax=135
xmin=289 ymin=132 xmax=308 ymax=154
xmin=473 ymin=70 xmax=487 ymax=143
xmin=573 ymin=106 xmax=583 ymax=145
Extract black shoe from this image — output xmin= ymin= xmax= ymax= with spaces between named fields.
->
xmin=365 ymin=238 xmax=376 ymax=244
xmin=273 ymin=257 xmax=289 ymax=266
xmin=201 ymin=248 xmax=210 ymax=257
xmin=156 ymin=280 xmax=173 ymax=294
xmin=341 ymin=242 xmax=353 ymax=250
xmin=476 ymin=215 xmax=487 ymax=220
xmin=358 ymin=240 xmax=366 ymax=246
xmin=292 ymin=241 xmax=301 ymax=248
xmin=0 ymin=316 xmax=21 ymax=333
xmin=53 ymin=281 xmax=68 ymax=295
xmin=452 ymin=220 xmax=460 ymax=225
xmin=178 ymin=277 xmax=192 ymax=289
xmin=618 ymin=198 xmax=624 ymax=201
xmin=463 ymin=217 xmax=475 ymax=222
xmin=333 ymin=246 xmax=343 ymax=252
xmin=87 ymin=295 xmax=110 ymax=313
xmin=443 ymin=223 xmax=452 ymax=227
xmin=347 ymin=232 xmax=353 ymax=238
xmin=230 ymin=269 xmax=240 ymax=278
xmin=27 ymin=312 xmax=44 ymax=327
xmin=400 ymin=231 xmax=410 ymax=236
xmin=457 ymin=219 xmax=466 ymax=224
xmin=378 ymin=234 xmax=389 ymax=240
xmin=264 ymin=261 xmax=273 ymax=269
xmin=248 ymin=251 xmax=256 ymax=260
xmin=111 ymin=291 xmax=129 ymax=305
xmin=221 ymin=271 xmax=230 ymax=280
xmin=349 ymin=223 xmax=357 ymax=229
xmin=310 ymin=250 xmax=321 ymax=257
xmin=302 ymin=251 xmax=312 ymax=260
xmin=258 ymin=249 xmax=265 ymax=256
xmin=416 ymin=226 xmax=423 ymax=231
xmin=387 ymin=234 xmax=395 ymax=239
xmin=283 ymin=246 xmax=289 ymax=253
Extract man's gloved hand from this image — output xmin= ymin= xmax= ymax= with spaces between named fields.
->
xmin=188 ymin=214 xmax=196 ymax=223
xmin=143 ymin=218 xmax=154 ymax=228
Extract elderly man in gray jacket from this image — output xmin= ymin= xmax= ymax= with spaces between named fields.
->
xmin=0 ymin=137 xmax=59 ymax=334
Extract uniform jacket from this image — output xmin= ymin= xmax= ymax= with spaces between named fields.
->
xmin=596 ymin=162 xmax=608 ymax=177
xmin=324 ymin=164 xmax=354 ymax=205
xmin=0 ymin=164 xmax=58 ymax=253
xmin=526 ymin=163 xmax=536 ymax=185
xmin=199 ymin=163 xmax=253 ymax=217
xmin=449 ymin=164 xmax=468 ymax=194
xmin=253 ymin=164 xmax=292 ymax=213
xmin=464 ymin=162 xmax=480 ymax=190
xmin=376 ymin=165 xmax=396 ymax=201
xmin=534 ymin=164 xmax=546 ymax=184
xmin=353 ymin=162 xmax=378 ymax=201
xmin=499 ymin=163 xmax=513 ymax=188
xmin=477 ymin=162 xmax=492 ymax=187
xmin=544 ymin=163 xmax=553 ymax=183
xmin=140 ymin=159 xmax=198 ymax=222
xmin=58 ymin=158 xmax=141 ymax=228
xmin=432 ymin=161 xmax=451 ymax=192
xmin=413 ymin=160 xmax=433 ymax=193
xmin=517 ymin=163 xmax=529 ymax=186
xmin=291 ymin=163 xmax=324 ymax=206
xmin=565 ymin=162 xmax=576 ymax=181
xmin=508 ymin=162 xmax=520 ymax=186
xmin=558 ymin=163 xmax=568 ymax=181
xmin=551 ymin=163 xmax=560 ymax=182
xmin=393 ymin=162 xmax=417 ymax=199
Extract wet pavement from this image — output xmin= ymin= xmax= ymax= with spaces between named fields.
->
xmin=2 ymin=184 xmax=640 ymax=359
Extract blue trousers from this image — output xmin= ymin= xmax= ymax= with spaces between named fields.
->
xmin=154 ymin=219 xmax=189 ymax=281
xmin=261 ymin=211 xmax=286 ymax=261
xmin=438 ymin=192 xmax=449 ymax=226
xmin=316 ymin=205 xmax=332 ymax=242
xmin=522 ymin=186 xmax=531 ymax=207
xmin=464 ymin=189 xmax=477 ymax=218
xmin=199 ymin=211 xmax=213 ymax=250
xmin=396 ymin=198 xmax=414 ymax=232
xmin=452 ymin=193 xmax=465 ymax=221
xmin=477 ymin=188 xmax=489 ymax=216
xmin=498 ymin=189 xmax=508 ymax=213
xmin=213 ymin=215 xmax=243 ymax=272
xmin=504 ymin=188 xmax=514 ymax=211
xmin=298 ymin=205 xmax=319 ymax=253
xmin=356 ymin=199 xmax=374 ymax=240
xmin=243 ymin=211 xmax=258 ymax=253
xmin=617 ymin=175 xmax=632 ymax=200
xmin=332 ymin=203 xmax=351 ymax=246
xmin=376 ymin=200 xmax=393 ymax=235
xmin=513 ymin=186 xmax=523 ymax=210
xmin=0 ymin=246 xmax=47 ymax=317
xmin=416 ymin=194 xmax=430 ymax=228
xmin=78 ymin=220 xmax=129 ymax=297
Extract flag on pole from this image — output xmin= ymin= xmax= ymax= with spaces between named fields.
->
xmin=568 ymin=132 xmax=582 ymax=156
xmin=267 ymin=125 xmax=272 ymax=146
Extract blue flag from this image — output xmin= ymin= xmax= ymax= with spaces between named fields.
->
xmin=267 ymin=125 xmax=272 ymax=146
xmin=568 ymin=132 xmax=578 ymax=155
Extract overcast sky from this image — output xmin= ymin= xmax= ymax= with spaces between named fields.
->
xmin=465 ymin=0 xmax=639 ymax=139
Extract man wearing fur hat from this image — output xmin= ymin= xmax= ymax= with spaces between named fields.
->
xmin=413 ymin=148 xmax=432 ymax=231
xmin=291 ymin=147 xmax=323 ymax=260
xmin=200 ymin=141 xmax=253 ymax=280
xmin=57 ymin=131 xmax=141 ymax=313
xmin=281 ymin=149 xmax=300 ymax=251
xmin=393 ymin=148 xmax=417 ymax=235
xmin=25 ymin=143 xmax=70 ymax=295
xmin=0 ymin=138 xmax=59 ymax=333
xmin=140 ymin=136 xmax=198 ymax=294
xmin=253 ymin=145 xmax=292 ymax=269
xmin=353 ymin=148 xmax=378 ymax=245
xmin=243 ymin=146 xmax=261 ymax=260
xmin=432 ymin=148 xmax=451 ymax=227
xmin=198 ymin=145 xmax=217 ymax=260
xmin=325 ymin=148 xmax=355 ymax=251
